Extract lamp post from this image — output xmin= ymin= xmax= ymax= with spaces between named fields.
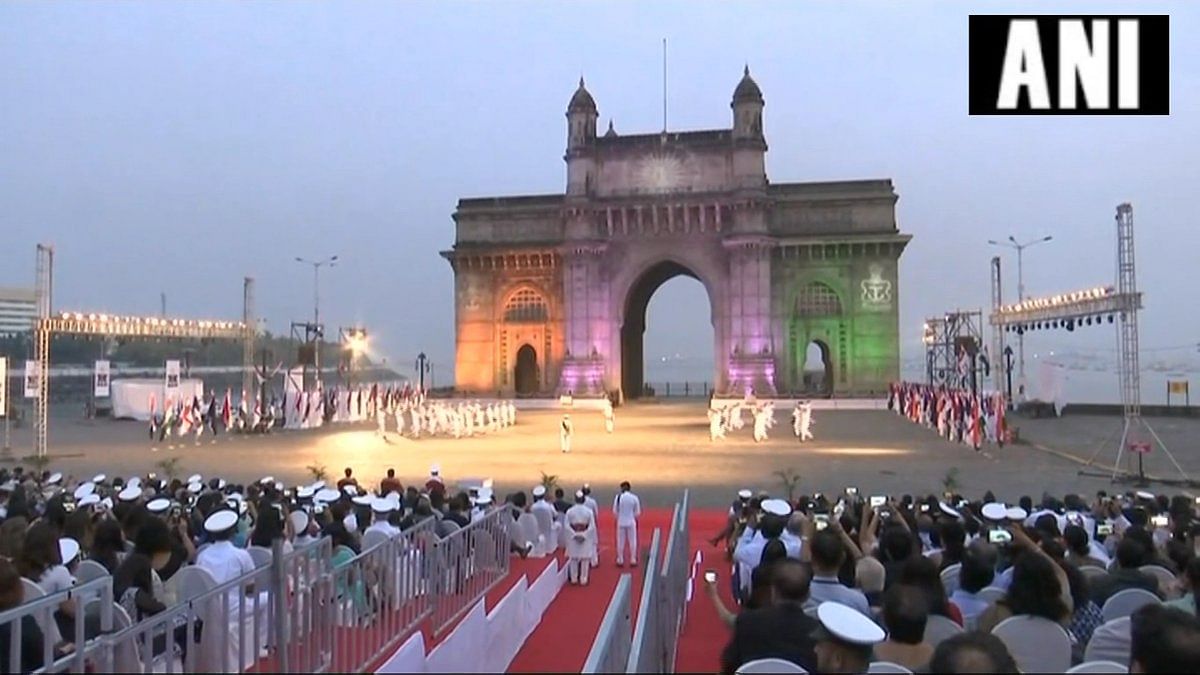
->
xmin=988 ymin=235 xmax=1052 ymax=396
xmin=415 ymin=352 xmax=430 ymax=393
xmin=294 ymin=255 xmax=338 ymax=387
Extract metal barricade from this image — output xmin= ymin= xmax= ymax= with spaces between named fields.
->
xmin=626 ymin=528 xmax=663 ymax=673
xmin=429 ymin=507 xmax=511 ymax=636
xmin=0 ymin=576 xmax=113 ymax=674
xmin=329 ymin=516 xmax=439 ymax=673
xmin=582 ymin=573 xmax=633 ymax=674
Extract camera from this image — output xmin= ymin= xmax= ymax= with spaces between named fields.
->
xmin=988 ymin=529 xmax=1012 ymax=545
xmin=845 ymin=487 xmax=858 ymax=496
xmin=704 ymin=570 xmax=717 ymax=583
xmin=814 ymin=514 xmax=830 ymax=531
xmin=869 ymin=495 xmax=886 ymax=508
xmin=878 ymin=509 xmax=892 ymax=520
xmin=919 ymin=504 xmax=930 ymax=513
xmin=1096 ymin=523 xmax=1113 ymax=536
xmin=1151 ymin=515 xmax=1168 ymax=528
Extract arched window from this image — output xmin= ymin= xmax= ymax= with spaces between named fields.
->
xmin=503 ymin=288 xmax=548 ymax=323
xmin=795 ymin=282 xmax=842 ymax=317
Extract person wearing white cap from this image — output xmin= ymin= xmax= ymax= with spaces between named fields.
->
xmin=601 ymin=398 xmax=615 ymax=434
xmin=365 ymin=498 xmax=401 ymax=538
xmin=559 ymin=414 xmax=573 ymax=453
xmin=530 ymin=485 xmax=560 ymax=555
xmin=613 ymin=481 xmax=641 ymax=567
xmin=565 ymin=490 xmax=597 ymax=586
xmin=197 ymin=509 xmax=265 ymax=670
xmin=812 ymin=601 xmax=886 ymax=674
xmin=733 ymin=499 xmax=800 ymax=598
xmin=581 ymin=484 xmax=600 ymax=567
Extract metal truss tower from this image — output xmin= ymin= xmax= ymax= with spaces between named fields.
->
xmin=33 ymin=244 xmax=53 ymax=458
xmin=990 ymin=256 xmax=1005 ymax=395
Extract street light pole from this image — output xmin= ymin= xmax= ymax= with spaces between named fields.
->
xmin=987 ymin=235 xmax=1052 ymax=398
xmin=294 ymin=255 xmax=338 ymax=389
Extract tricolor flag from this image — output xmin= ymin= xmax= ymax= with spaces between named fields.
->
xmin=221 ymin=389 xmax=232 ymax=429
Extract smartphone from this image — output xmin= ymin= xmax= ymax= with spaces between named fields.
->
xmin=703 ymin=570 xmax=717 ymax=583
xmin=814 ymin=514 xmax=830 ymax=531
xmin=1151 ymin=515 xmax=1169 ymax=528
xmin=845 ymin=487 xmax=858 ymax=496
xmin=1096 ymin=523 xmax=1113 ymax=536
xmin=919 ymin=504 xmax=930 ymax=513
xmin=869 ymin=495 xmax=886 ymax=508
xmin=878 ymin=510 xmax=892 ymax=520
xmin=989 ymin=529 xmax=1013 ymax=545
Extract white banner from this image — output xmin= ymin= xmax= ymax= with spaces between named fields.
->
xmin=24 ymin=360 xmax=39 ymax=399
xmin=94 ymin=360 xmax=111 ymax=397
xmin=165 ymin=360 xmax=181 ymax=392
xmin=0 ymin=357 xmax=7 ymax=416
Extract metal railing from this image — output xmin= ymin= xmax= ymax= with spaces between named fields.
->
xmin=328 ymin=516 xmax=438 ymax=672
xmin=0 ymin=575 xmax=114 ymax=674
xmin=626 ymin=529 xmax=663 ymax=673
xmin=642 ymin=382 xmax=712 ymax=399
xmin=582 ymin=574 xmax=633 ymax=674
xmin=429 ymin=507 xmax=512 ymax=636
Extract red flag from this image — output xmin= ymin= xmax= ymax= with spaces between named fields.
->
xmin=221 ymin=389 xmax=232 ymax=428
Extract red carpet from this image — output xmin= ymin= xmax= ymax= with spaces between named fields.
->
xmin=508 ymin=509 xmax=673 ymax=673
xmin=674 ymin=509 xmax=735 ymax=673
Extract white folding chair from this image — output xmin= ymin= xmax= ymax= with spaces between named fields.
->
xmin=976 ymin=586 xmax=1006 ymax=605
xmin=736 ymin=657 xmax=808 ymax=673
xmin=1138 ymin=565 xmax=1177 ymax=598
xmin=922 ymin=613 xmax=964 ymax=648
xmin=531 ymin=506 xmax=557 ymax=556
xmin=1079 ymin=566 xmax=1108 ymax=582
xmin=1101 ymin=588 xmax=1160 ymax=622
xmin=991 ymin=615 xmax=1072 ymax=674
xmin=167 ymin=566 xmax=221 ymax=672
xmin=74 ymin=559 xmax=110 ymax=584
xmin=247 ymin=545 xmax=273 ymax=569
xmin=1067 ymin=660 xmax=1128 ymax=674
xmin=868 ymin=663 xmax=913 ymax=674
xmin=20 ymin=578 xmax=62 ymax=647
xmin=940 ymin=563 xmax=962 ymax=595
xmin=1083 ymin=617 xmax=1131 ymax=667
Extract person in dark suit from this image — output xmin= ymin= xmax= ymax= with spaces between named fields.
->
xmin=721 ymin=558 xmax=820 ymax=674
xmin=1090 ymin=538 xmax=1161 ymax=605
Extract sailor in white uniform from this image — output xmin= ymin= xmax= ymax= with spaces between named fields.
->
xmin=613 ymin=481 xmax=641 ymax=567
xmin=582 ymin=484 xmax=600 ymax=567
xmin=560 ymin=414 xmax=574 ymax=453
xmin=565 ymin=491 xmax=598 ymax=586
xmin=602 ymin=399 xmax=615 ymax=434
xmin=197 ymin=509 xmax=267 ymax=670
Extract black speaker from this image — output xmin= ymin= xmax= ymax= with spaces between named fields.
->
xmin=297 ymin=344 xmax=316 ymax=366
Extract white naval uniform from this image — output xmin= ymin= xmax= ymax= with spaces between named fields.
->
xmin=613 ymin=490 xmax=641 ymax=565
xmin=602 ymin=402 xmax=615 ymax=434
xmin=564 ymin=503 xmax=598 ymax=585
xmin=197 ymin=540 xmax=268 ymax=670
xmin=753 ymin=409 xmax=769 ymax=442
xmin=560 ymin=418 xmax=573 ymax=453
xmin=584 ymin=495 xmax=600 ymax=567
xmin=799 ymin=404 xmax=813 ymax=441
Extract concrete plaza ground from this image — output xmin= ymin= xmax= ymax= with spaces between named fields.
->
xmin=4 ymin=402 xmax=1197 ymax=508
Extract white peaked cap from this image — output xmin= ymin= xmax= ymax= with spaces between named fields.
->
xmin=118 ymin=486 xmax=142 ymax=502
xmin=351 ymin=495 xmax=373 ymax=506
xmin=342 ymin=485 xmax=358 ymax=496
xmin=738 ymin=489 xmax=753 ymax=499
xmin=532 ymin=485 xmax=546 ymax=497
xmin=187 ymin=482 xmax=202 ymax=494
xmin=204 ymin=510 xmax=238 ymax=533
xmin=260 ymin=476 xmax=274 ymax=485
xmin=474 ymin=488 xmax=494 ymax=505
xmin=297 ymin=486 xmax=315 ymax=499
xmin=127 ymin=477 xmax=141 ymax=488
xmin=74 ymin=482 xmax=96 ymax=500
xmin=58 ymin=538 xmax=81 ymax=565
xmin=187 ymin=474 xmax=202 ymax=484
xmin=315 ymin=488 xmax=340 ymax=504
xmin=47 ymin=472 xmax=62 ymax=485
xmin=274 ymin=481 xmax=284 ymax=492
xmin=1135 ymin=490 xmax=1155 ymax=501
xmin=79 ymin=494 xmax=101 ymax=507
xmin=981 ymin=502 xmax=1008 ymax=521
xmin=92 ymin=474 xmax=107 ymax=484
xmin=761 ymin=499 xmax=793 ymax=517
xmin=290 ymin=510 xmax=309 ymax=532
xmin=371 ymin=498 xmax=395 ymax=513
xmin=815 ymin=601 xmax=886 ymax=645
xmin=575 ymin=490 xmax=585 ymax=499
xmin=147 ymin=498 xmax=171 ymax=514
xmin=311 ymin=480 xmax=326 ymax=490
xmin=938 ymin=502 xmax=961 ymax=519
xmin=1006 ymin=506 xmax=1028 ymax=521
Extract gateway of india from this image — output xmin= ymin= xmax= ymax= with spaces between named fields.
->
xmin=443 ymin=68 xmax=910 ymax=400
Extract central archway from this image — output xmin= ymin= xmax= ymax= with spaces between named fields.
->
xmin=621 ymin=261 xmax=713 ymax=399
xmin=514 ymin=344 xmax=539 ymax=397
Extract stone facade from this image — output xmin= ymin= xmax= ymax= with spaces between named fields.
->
xmin=443 ymin=69 xmax=910 ymax=399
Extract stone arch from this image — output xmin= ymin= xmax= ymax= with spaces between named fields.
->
xmin=514 ymin=343 xmax=539 ymax=396
xmin=788 ymin=280 xmax=847 ymax=397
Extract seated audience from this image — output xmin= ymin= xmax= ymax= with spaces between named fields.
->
xmin=928 ymin=631 xmax=1018 ymax=674
xmin=853 ymin=556 xmax=885 ymax=608
xmin=720 ymin=559 xmax=818 ymax=674
xmin=1129 ymin=603 xmax=1200 ymax=673
xmin=899 ymin=555 xmax=963 ymax=625
xmin=873 ymin=584 xmax=934 ymax=670
xmin=949 ymin=541 xmax=997 ymax=630
xmin=805 ymin=529 xmax=871 ymax=617
xmin=1090 ymin=537 xmax=1161 ymax=605
xmin=1063 ymin=524 xmax=1107 ymax=569
xmin=1166 ymin=556 xmax=1199 ymax=616
xmin=978 ymin=547 xmax=1071 ymax=633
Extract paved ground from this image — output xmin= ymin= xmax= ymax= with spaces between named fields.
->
xmin=3 ymin=402 xmax=1197 ymax=508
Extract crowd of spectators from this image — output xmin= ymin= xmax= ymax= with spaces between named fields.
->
xmin=708 ymin=484 xmax=1200 ymax=674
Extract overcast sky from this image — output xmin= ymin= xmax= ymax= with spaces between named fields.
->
xmin=2 ymin=0 xmax=1196 ymax=381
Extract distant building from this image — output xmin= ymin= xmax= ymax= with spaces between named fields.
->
xmin=0 ymin=287 xmax=37 ymax=336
